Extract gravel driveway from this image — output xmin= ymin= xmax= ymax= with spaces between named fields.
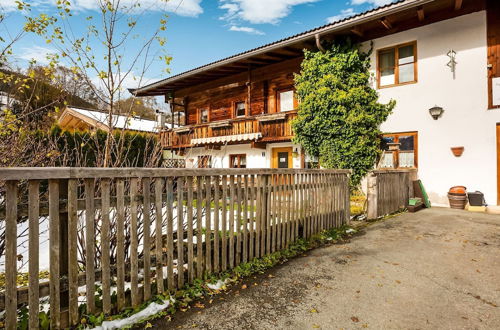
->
xmin=151 ymin=208 xmax=500 ymax=329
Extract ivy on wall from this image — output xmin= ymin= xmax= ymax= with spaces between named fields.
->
xmin=293 ymin=43 xmax=395 ymax=187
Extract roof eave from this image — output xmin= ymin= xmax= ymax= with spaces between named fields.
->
xmin=131 ymin=0 xmax=435 ymax=96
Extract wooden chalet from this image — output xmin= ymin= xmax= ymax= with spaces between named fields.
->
xmin=131 ymin=0 xmax=500 ymax=206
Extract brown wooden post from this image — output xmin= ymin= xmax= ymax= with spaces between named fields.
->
xmin=58 ymin=179 xmax=69 ymax=327
xmin=367 ymin=172 xmax=378 ymax=220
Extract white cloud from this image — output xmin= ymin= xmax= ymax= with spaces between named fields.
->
xmin=4 ymin=0 xmax=203 ymax=17
xmin=0 ymin=0 xmax=16 ymax=12
xmin=229 ymin=26 xmax=265 ymax=35
xmin=71 ymin=0 xmax=203 ymax=17
xmin=219 ymin=0 xmax=319 ymax=24
xmin=326 ymin=8 xmax=357 ymax=23
xmin=18 ymin=46 xmax=55 ymax=65
xmin=350 ymin=0 xmax=394 ymax=6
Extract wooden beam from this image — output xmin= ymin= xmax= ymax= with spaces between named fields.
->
xmin=350 ymin=27 xmax=364 ymax=37
xmin=417 ymin=6 xmax=425 ymax=21
xmin=380 ymin=17 xmax=393 ymax=30
xmin=251 ymin=142 xmax=267 ymax=150
xmin=454 ymin=0 xmax=463 ymax=11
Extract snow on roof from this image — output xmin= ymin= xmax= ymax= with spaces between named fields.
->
xmin=67 ymin=106 xmax=162 ymax=133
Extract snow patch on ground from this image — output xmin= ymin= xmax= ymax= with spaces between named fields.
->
xmin=90 ymin=298 xmax=172 ymax=330
xmin=206 ymin=279 xmax=228 ymax=290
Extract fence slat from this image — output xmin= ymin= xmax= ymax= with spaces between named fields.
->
xmin=167 ymin=177 xmax=175 ymax=289
xmin=260 ymin=175 xmax=267 ymax=257
xmin=242 ymin=175 xmax=248 ymax=263
xmin=229 ymin=175 xmax=235 ymax=268
xmin=84 ymin=178 xmax=95 ymax=315
xmin=177 ymin=176 xmax=185 ymax=288
xmin=196 ymin=177 xmax=204 ymax=278
xmin=130 ymin=178 xmax=140 ymax=307
xmin=154 ymin=178 xmax=165 ymax=293
xmin=186 ymin=176 xmax=195 ymax=283
xmin=142 ymin=178 xmax=152 ymax=301
xmin=236 ymin=175 xmax=242 ymax=265
xmin=28 ymin=180 xmax=40 ymax=329
xmin=213 ymin=175 xmax=220 ymax=272
xmin=205 ymin=176 xmax=212 ymax=273
xmin=101 ymin=178 xmax=111 ymax=314
xmin=249 ymin=175 xmax=255 ymax=260
xmin=265 ymin=175 xmax=271 ymax=255
xmin=49 ymin=179 xmax=61 ymax=329
xmin=5 ymin=181 xmax=18 ymax=330
xmin=67 ymin=179 xmax=78 ymax=326
xmin=221 ymin=175 xmax=228 ymax=270
xmin=116 ymin=179 xmax=126 ymax=310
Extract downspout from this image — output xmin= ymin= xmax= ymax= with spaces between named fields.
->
xmin=247 ymin=65 xmax=252 ymax=115
xmin=315 ymin=33 xmax=326 ymax=53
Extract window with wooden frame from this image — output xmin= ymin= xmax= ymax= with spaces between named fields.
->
xmin=198 ymin=108 xmax=209 ymax=124
xmin=234 ymin=101 xmax=246 ymax=118
xmin=197 ymin=155 xmax=212 ymax=168
xmin=377 ymin=41 xmax=417 ymax=88
xmin=380 ymin=132 xmax=418 ymax=169
xmin=229 ymin=154 xmax=246 ymax=168
xmin=277 ymin=88 xmax=298 ymax=112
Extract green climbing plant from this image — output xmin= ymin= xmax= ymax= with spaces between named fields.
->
xmin=293 ymin=42 xmax=395 ymax=187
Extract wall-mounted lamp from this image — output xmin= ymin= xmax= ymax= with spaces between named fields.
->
xmin=429 ymin=106 xmax=444 ymax=120
xmin=292 ymin=147 xmax=299 ymax=157
xmin=262 ymin=152 xmax=266 ymax=157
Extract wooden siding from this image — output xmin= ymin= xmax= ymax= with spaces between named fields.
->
xmin=177 ymin=58 xmax=302 ymax=126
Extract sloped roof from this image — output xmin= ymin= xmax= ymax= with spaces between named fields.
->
xmin=60 ymin=106 xmax=163 ymax=132
xmin=131 ymin=0 xmax=435 ymax=96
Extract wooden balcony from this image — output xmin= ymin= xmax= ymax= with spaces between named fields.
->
xmin=160 ymin=111 xmax=297 ymax=149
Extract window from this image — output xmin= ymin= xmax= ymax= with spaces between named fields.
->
xmin=235 ymin=101 xmax=246 ymax=117
xmin=377 ymin=41 xmax=417 ymax=88
xmin=198 ymin=155 xmax=211 ymax=168
xmin=230 ymin=154 xmax=246 ymax=168
xmin=278 ymin=89 xmax=297 ymax=112
xmin=304 ymin=153 xmax=319 ymax=169
xmin=380 ymin=132 xmax=418 ymax=169
xmin=199 ymin=109 xmax=208 ymax=124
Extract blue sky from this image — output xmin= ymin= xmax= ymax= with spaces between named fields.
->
xmin=1 ymin=0 xmax=394 ymax=90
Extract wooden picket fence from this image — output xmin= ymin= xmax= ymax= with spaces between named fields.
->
xmin=366 ymin=169 xmax=417 ymax=219
xmin=0 ymin=168 xmax=350 ymax=329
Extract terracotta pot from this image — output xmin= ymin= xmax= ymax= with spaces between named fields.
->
xmin=448 ymin=193 xmax=467 ymax=209
xmin=451 ymin=146 xmax=464 ymax=157
xmin=449 ymin=186 xmax=467 ymax=195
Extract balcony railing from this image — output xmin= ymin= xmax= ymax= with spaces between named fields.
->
xmin=160 ymin=111 xmax=297 ymax=148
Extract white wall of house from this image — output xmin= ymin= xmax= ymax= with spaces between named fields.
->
xmin=184 ymin=142 xmax=303 ymax=169
xmin=363 ymin=11 xmax=500 ymax=206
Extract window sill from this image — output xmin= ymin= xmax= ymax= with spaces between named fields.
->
xmin=377 ymin=80 xmax=418 ymax=90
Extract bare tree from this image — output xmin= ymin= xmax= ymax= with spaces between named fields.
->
xmin=28 ymin=0 xmax=172 ymax=167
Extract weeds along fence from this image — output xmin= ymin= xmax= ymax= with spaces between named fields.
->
xmin=366 ymin=169 xmax=417 ymax=219
xmin=0 ymin=168 xmax=350 ymax=329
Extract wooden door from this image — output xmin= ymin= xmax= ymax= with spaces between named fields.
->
xmin=497 ymin=124 xmax=500 ymax=205
xmin=271 ymin=147 xmax=293 ymax=168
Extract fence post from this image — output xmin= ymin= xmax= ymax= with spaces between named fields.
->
xmin=367 ymin=172 xmax=378 ymax=220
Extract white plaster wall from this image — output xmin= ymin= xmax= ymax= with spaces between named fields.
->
xmin=363 ymin=11 xmax=500 ymax=206
xmin=183 ymin=142 xmax=302 ymax=169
